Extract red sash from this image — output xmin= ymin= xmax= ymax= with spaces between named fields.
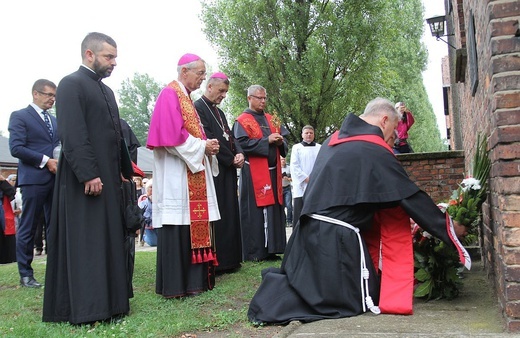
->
xmin=2 ymin=196 xmax=15 ymax=235
xmin=365 ymin=208 xmax=414 ymax=315
xmin=169 ymin=81 xmax=216 ymax=265
xmin=332 ymin=131 xmax=413 ymax=314
xmin=236 ymin=113 xmax=283 ymax=207
xmin=328 ymin=131 xmax=394 ymax=154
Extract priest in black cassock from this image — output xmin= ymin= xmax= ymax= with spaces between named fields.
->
xmin=248 ymin=98 xmax=471 ymax=324
xmin=194 ymin=72 xmax=244 ymax=272
xmin=233 ymin=85 xmax=288 ymax=261
xmin=43 ymin=32 xmax=130 ymax=324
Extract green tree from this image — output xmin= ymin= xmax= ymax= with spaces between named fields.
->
xmin=201 ymin=0 xmax=445 ymax=151
xmin=118 ymin=73 xmax=163 ymax=145
xmin=374 ymin=0 xmax=446 ymax=152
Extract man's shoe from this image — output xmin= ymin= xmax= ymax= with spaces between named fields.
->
xmin=20 ymin=276 xmax=42 ymax=288
xmin=35 ymin=249 xmax=43 ymax=256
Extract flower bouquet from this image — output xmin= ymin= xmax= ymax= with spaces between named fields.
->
xmin=446 ymin=135 xmax=491 ymax=237
xmin=413 ymin=134 xmax=490 ymax=300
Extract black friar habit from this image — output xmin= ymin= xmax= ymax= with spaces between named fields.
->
xmin=194 ymin=96 xmax=243 ymax=272
xmin=233 ymin=109 xmax=288 ymax=261
xmin=43 ymin=67 xmax=130 ymax=324
xmin=248 ymin=113 xmax=469 ymax=324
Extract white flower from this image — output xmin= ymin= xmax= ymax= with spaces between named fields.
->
xmin=461 ymin=177 xmax=481 ymax=191
xmin=437 ymin=203 xmax=448 ymax=212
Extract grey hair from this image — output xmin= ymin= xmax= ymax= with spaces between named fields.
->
xmin=81 ymin=32 xmax=117 ymax=58
xmin=145 ymin=178 xmax=153 ymax=190
xmin=177 ymin=59 xmax=206 ymax=74
xmin=361 ymin=97 xmax=399 ymax=120
xmin=247 ymin=85 xmax=266 ymax=96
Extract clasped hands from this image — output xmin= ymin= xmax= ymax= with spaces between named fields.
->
xmin=205 ymin=139 xmax=220 ymax=156
xmin=233 ymin=153 xmax=245 ymax=168
xmin=268 ymin=133 xmax=284 ymax=146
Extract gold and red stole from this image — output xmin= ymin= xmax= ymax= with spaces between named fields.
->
xmin=329 ymin=131 xmax=413 ymax=315
xmin=236 ymin=112 xmax=283 ymax=207
xmin=169 ymin=81 xmax=216 ymax=265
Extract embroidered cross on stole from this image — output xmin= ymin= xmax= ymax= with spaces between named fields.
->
xmin=168 ymin=81 xmax=216 ymax=265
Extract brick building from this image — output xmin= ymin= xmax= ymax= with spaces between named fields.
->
xmin=441 ymin=0 xmax=520 ymax=331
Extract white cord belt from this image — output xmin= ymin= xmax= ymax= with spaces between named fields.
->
xmin=308 ymin=213 xmax=381 ymax=315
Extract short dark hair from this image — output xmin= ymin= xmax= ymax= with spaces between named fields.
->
xmin=81 ymin=32 xmax=117 ymax=58
xmin=208 ymin=77 xmax=230 ymax=86
xmin=32 ymin=79 xmax=56 ymax=93
xmin=302 ymin=125 xmax=314 ymax=132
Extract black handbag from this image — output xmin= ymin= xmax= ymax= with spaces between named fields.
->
xmin=122 ymin=180 xmax=143 ymax=232
xmin=121 ymin=138 xmax=135 ymax=180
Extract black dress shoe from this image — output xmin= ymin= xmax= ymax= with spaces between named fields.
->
xmin=20 ymin=276 xmax=42 ymax=288
xmin=35 ymin=249 xmax=43 ymax=256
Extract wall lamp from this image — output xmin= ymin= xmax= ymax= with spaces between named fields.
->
xmin=426 ymin=15 xmax=456 ymax=49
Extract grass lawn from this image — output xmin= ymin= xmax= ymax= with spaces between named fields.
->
xmin=0 ymin=251 xmax=284 ymax=337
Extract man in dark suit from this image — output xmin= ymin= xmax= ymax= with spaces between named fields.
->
xmin=8 ymin=79 xmax=59 ymax=288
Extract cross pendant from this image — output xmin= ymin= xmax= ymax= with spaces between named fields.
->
xmin=223 ymin=132 xmax=229 ymax=141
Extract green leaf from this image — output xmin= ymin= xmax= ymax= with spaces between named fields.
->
xmin=445 ymin=266 xmax=459 ymax=282
xmin=414 ymin=268 xmax=430 ymax=282
xmin=414 ymin=279 xmax=433 ymax=298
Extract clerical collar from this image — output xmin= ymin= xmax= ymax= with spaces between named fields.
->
xmin=301 ymin=141 xmax=316 ymax=146
xmin=202 ymin=95 xmax=216 ymax=107
xmin=79 ymin=65 xmax=102 ymax=82
xmin=81 ymin=64 xmax=96 ymax=74
xmin=245 ymin=108 xmax=264 ymax=115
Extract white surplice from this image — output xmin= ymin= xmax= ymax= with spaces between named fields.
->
xmin=290 ymin=142 xmax=321 ymax=198
xmin=152 ymin=134 xmax=220 ymax=228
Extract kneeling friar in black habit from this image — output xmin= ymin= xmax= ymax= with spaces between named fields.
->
xmin=247 ymin=97 xmax=470 ymax=324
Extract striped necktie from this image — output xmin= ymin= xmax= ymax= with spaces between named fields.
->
xmin=42 ymin=111 xmax=53 ymax=138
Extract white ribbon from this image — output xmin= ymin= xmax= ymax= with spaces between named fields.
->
xmin=308 ymin=213 xmax=381 ymax=315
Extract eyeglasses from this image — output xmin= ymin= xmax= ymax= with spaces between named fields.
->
xmin=37 ymin=91 xmax=56 ymax=98
xmin=250 ymin=95 xmax=268 ymax=101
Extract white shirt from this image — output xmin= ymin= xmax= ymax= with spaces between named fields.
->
xmin=29 ymin=103 xmax=51 ymax=168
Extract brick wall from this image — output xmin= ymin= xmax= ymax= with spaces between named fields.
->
xmin=398 ymin=151 xmax=465 ymax=203
xmin=447 ymin=0 xmax=520 ymax=331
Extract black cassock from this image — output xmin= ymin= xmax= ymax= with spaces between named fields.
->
xmin=248 ymin=113 xmax=460 ymax=324
xmin=194 ymin=96 xmax=243 ymax=272
xmin=233 ymin=110 xmax=288 ymax=261
xmin=43 ymin=67 xmax=130 ymax=324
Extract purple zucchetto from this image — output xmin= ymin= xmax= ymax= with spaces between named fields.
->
xmin=210 ymin=72 xmax=228 ymax=80
xmin=178 ymin=53 xmax=202 ymax=66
